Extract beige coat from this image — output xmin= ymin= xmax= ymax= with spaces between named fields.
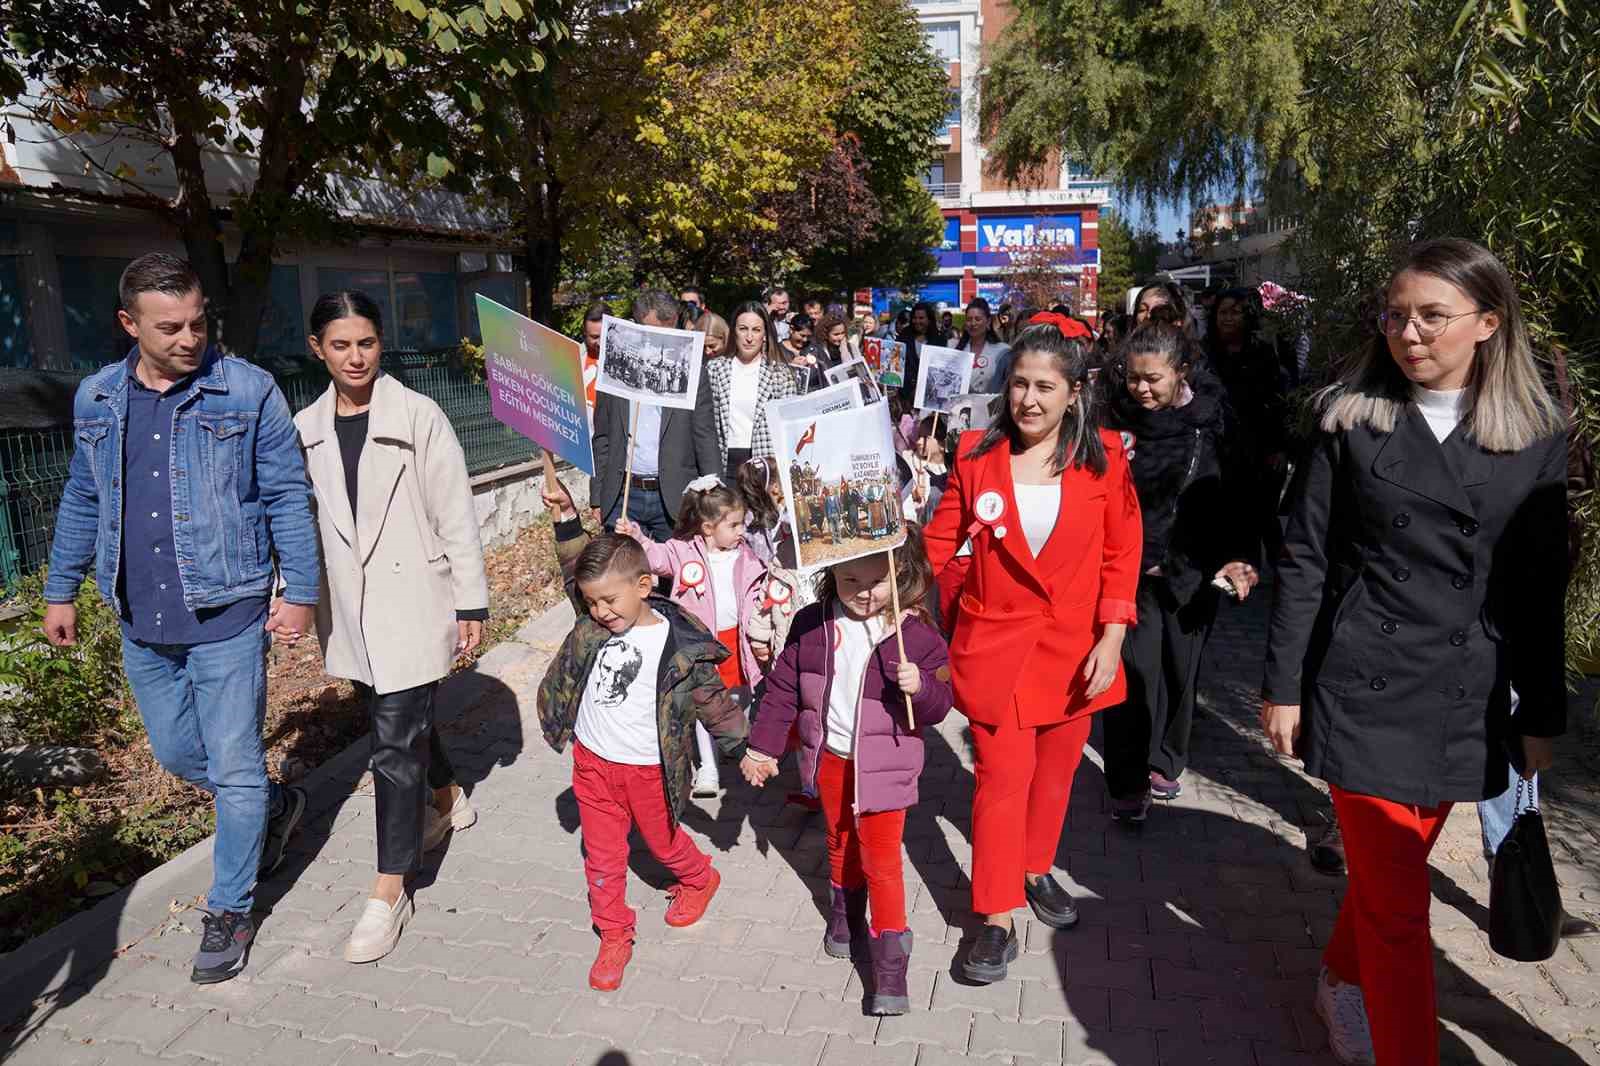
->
xmin=295 ymin=374 xmax=488 ymax=694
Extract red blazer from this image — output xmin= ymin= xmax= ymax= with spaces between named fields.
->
xmin=924 ymin=429 xmax=1142 ymax=728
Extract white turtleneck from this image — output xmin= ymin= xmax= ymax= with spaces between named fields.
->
xmin=1412 ymin=384 xmax=1466 ymax=443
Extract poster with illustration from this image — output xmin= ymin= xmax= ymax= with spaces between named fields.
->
xmin=863 ymin=336 xmax=907 ymax=388
xmin=824 ymin=357 xmax=882 ymax=404
xmin=945 ymin=393 xmax=1005 ymax=436
xmin=477 ymin=294 xmax=593 ymax=475
xmin=765 ymin=379 xmax=861 ymax=436
xmin=912 ymin=343 xmax=974 ymax=414
xmin=773 ymin=401 xmax=905 ymax=572
xmin=595 ymin=314 xmax=704 ymax=410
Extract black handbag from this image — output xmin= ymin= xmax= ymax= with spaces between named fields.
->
xmin=1488 ymin=777 xmax=1563 ymax=962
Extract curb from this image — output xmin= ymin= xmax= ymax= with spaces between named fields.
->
xmin=0 ymin=594 xmax=577 ymax=1000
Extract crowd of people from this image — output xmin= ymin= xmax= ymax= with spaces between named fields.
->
xmin=39 ymin=237 xmax=1572 ymax=1066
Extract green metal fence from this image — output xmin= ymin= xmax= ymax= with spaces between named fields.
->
xmin=0 ymin=347 xmax=539 ymax=593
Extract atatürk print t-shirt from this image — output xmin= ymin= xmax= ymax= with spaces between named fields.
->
xmin=574 ymin=613 xmax=671 ymax=765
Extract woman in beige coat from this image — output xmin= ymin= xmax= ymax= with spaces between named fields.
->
xmin=294 ymin=291 xmax=489 ymax=963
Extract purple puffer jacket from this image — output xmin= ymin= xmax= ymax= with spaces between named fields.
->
xmin=748 ymin=600 xmax=953 ymax=814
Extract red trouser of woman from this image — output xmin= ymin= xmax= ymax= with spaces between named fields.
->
xmin=1324 ymin=786 xmax=1453 ymax=1065
xmin=816 ymin=750 xmax=907 ymax=930
xmin=969 ymin=712 xmax=1092 ymax=914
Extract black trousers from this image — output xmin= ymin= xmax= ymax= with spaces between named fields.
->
xmin=361 ymin=680 xmax=456 ymax=875
xmin=1101 ymin=574 xmax=1215 ymax=799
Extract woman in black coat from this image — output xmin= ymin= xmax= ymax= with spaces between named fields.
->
xmin=1262 ymin=238 xmax=1566 ymax=1066
xmin=1099 ymin=322 xmax=1258 ymax=820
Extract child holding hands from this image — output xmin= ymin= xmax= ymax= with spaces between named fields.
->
xmin=741 ymin=528 xmax=953 ymax=1015
xmin=617 ymin=474 xmax=798 ymax=796
xmin=536 ymin=478 xmax=749 ymax=991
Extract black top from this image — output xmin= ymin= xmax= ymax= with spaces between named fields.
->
xmin=334 ymin=408 xmax=487 ymax=623
xmin=1263 ymin=401 xmax=1567 ymax=806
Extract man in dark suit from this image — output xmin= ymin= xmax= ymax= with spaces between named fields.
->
xmin=590 ymin=289 xmax=720 ymax=538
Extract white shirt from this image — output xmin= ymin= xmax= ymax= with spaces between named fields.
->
xmin=1014 ymin=483 xmax=1062 ymax=558
xmin=1413 ymin=384 xmax=1467 ymax=443
xmin=574 ymin=613 xmax=671 ymax=765
xmin=707 ymin=546 xmax=740 ymax=630
xmin=630 ymin=401 xmax=661 ymax=477
xmin=825 ymin=605 xmax=887 ymax=757
xmin=727 ymin=357 xmax=762 ymax=449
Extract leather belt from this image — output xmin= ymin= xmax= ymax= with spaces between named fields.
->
xmin=632 ymin=476 xmax=661 ymax=490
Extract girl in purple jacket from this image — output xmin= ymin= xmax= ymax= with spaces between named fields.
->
xmin=740 ymin=527 xmax=954 ymax=1016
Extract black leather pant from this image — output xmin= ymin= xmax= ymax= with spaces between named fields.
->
xmin=367 ymin=680 xmax=456 ymax=875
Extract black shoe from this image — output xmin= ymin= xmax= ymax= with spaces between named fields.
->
xmin=1024 ymin=874 xmax=1080 ymax=930
xmin=1308 ymin=815 xmax=1346 ymax=876
xmin=260 ymin=784 xmax=307 ymax=878
xmin=191 ymin=910 xmax=255 ymax=984
xmin=962 ymin=923 xmax=1019 ymax=984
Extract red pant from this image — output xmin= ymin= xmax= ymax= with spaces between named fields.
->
xmin=817 ymin=751 xmax=907 ymax=931
xmin=970 ymin=712 xmax=1092 ymax=915
xmin=571 ymin=740 xmax=712 ymax=934
xmin=1324 ymin=786 xmax=1453 ymax=1066
xmin=715 ymin=626 xmax=743 ymax=691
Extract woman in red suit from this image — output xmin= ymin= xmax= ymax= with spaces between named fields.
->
xmin=925 ymin=315 xmax=1142 ymax=984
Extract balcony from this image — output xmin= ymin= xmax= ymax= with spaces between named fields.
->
xmin=921 ymin=181 xmax=961 ymax=200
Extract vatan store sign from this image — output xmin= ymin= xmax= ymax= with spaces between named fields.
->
xmin=974 ymin=213 xmax=1082 ymax=267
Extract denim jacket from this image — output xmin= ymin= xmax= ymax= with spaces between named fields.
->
xmin=44 ymin=347 xmax=320 ymax=614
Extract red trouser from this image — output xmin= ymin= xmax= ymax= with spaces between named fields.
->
xmin=715 ymin=626 xmax=743 ymax=691
xmin=970 ymin=712 xmax=1092 ymax=915
xmin=1324 ymin=786 xmax=1454 ymax=1066
xmin=816 ymin=750 xmax=908 ymax=931
xmin=571 ymin=740 xmax=712 ymax=935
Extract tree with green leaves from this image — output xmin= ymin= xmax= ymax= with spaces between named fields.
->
xmin=6 ymin=0 xmax=560 ymax=355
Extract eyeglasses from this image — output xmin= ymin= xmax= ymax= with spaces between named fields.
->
xmin=1376 ymin=308 xmax=1483 ymax=340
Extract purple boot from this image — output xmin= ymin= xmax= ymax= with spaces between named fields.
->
xmin=823 ymin=884 xmax=868 ymax=959
xmin=867 ymin=929 xmax=913 ymax=1015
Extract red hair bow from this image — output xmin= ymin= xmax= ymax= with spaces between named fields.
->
xmin=1029 ymin=311 xmax=1092 ymax=340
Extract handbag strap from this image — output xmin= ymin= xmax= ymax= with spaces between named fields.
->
xmin=1513 ymin=775 xmax=1539 ymax=816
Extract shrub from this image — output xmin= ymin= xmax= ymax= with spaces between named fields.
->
xmin=0 ymin=573 xmax=132 ymax=747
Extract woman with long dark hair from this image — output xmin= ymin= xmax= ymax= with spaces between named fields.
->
xmin=705 ymin=301 xmax=799 ymax=482
xmin=1263 ymin=238 xmax=1566 ymax=1065
xmin=955 ymin=297 xmax=1012 ymax=394
xmin=1099 ymin=322 xmax=1257 ymax=820
xmin=924 ymin=314 xmax=1142 ymax=985
xmin=897 ymin=300 xmax=947 ymax=403
xmin=296 ymin=291 xmax=486 ymax=963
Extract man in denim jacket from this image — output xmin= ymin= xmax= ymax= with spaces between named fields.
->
xmin=43 ymin=254 xmax=320 ymax=984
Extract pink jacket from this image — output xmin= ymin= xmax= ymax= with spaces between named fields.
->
xmin=632 ymin=533 xmax=772 ymax=685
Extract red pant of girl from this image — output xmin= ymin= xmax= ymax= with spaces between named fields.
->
xmin=969 ymin=712 xmax=1092 ymax=915
xmin=816 ymin=750 xmax=907 ymax=931
xmin=1324 ymin=786 xmax=1454 ymax=1065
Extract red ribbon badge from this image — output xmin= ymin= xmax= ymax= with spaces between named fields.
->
xmin=679 ymin=560 xmax=707 ymax=596
xmin=760 ymin=578 xmax=793 ymax=613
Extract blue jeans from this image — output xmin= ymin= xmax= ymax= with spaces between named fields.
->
xmin=122 ymin=623 xmax=281 ymax=914
xmin=607 ymin=484 xmax=674 ymax=542
xmin=1479 ymin=773 xmax=1538 ymax=858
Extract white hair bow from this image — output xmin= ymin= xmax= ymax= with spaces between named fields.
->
xmin=686 ymin=474 xmax=723 ymax=493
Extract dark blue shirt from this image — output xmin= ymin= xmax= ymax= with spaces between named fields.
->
xmin=118 ymin=354 xmax=266 ymax=645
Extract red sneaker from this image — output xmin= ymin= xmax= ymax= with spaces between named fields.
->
xmin=588 ymin=931 xmax=633 ymax=991
xmin=664 ymin=867 xmax=721 ymax=928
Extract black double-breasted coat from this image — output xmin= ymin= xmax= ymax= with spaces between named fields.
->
xmin=1262 ymin=401 xmax=1567 ymax=807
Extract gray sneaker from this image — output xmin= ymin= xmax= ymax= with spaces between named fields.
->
xmin=259 ymin=784 xmax=307 ymax=878
xmin=191 ymin=910 xmax=255 ymax=984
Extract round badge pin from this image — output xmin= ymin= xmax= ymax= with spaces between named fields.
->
xmin=975 ymin=490 xmax=1006 ymax=524
xmin=679 ymin=560 xmax=706 ymax=592
xmin=994 ymin=525 xmax=1008 ymax=539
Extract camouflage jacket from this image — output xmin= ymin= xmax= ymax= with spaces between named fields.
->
xmin=537 ymin=518 xmax=749 ymax=827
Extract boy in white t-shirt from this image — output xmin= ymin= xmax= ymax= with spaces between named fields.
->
xmin=537 ymin=480 xmax=750 ymax=991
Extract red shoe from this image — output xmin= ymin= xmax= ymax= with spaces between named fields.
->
xmin=664 ymin=867 xmax=721 ymax=927
xmin=588 ymin=931 xmax=633 ymax=991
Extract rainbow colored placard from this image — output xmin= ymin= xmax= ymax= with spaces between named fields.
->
xmin=476 ymin=294 xmax=594 ymax=476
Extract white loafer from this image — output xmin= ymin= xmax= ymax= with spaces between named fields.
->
xmin=1314 ymin=966 xmax=1376 ymax=1065
xmin=423 ymin=786 xmax=477 ymax=852
xmin=344 ymin=893 xmax=412 ymax=963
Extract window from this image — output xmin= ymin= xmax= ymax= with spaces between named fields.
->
xmin=58 ymin=256 xmax=133 ymax=369
xmin=317 ymin=268 xmax=396 ymax=345
xmin=392 ymin=272 xmax=459 ymax=350
xmin=945 ymin=90 xmax=962 ymax=132
xmin=923 ymin=22 xmax=959 ymax=65
xmin=0 ymin=256 xmax=32 ymax=368
xmin=253 ymin=265 xmax=306 ymax=361
xmin=464 ymin=274 xmax=524 ymax=339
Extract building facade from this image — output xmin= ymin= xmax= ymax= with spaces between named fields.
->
xmin=880 ymin=0 xmax=1112 ymax=319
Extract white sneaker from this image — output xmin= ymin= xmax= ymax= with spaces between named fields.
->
xmin=1314 ymin=966 xmax=1376 ymax=1065
xmin=423 ymin=786 xmax=477 ymax=852
xmin=692 ymin=764 xmax=721 ymax=798
xmin=344 ymin=893 xmax=412 ymax=963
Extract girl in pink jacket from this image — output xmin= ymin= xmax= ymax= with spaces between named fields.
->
xmin=617 ymin=476 xmax=798 ymax=795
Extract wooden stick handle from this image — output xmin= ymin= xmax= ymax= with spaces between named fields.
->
xmin=620 ymin=400 xmax=641 ymax=525
xmin=887 ymin=547 xmax=914 ymax=731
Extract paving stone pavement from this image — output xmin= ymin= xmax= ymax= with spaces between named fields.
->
xmin=3 ymin=590 xmax=1599 ymax=1066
